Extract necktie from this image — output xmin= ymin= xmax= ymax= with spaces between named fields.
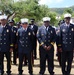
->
xmin=67 ymin=26 xmax=69 ymax=29
xmin=12 ymin=27 xmax=13 ymax=32
xmin=46 ymin=27 xmax=48 ymax=31
xmin=3 ymin=26 xmax=5 ymax=30
xmin=23 ymin=28 xmax=27 ymax=32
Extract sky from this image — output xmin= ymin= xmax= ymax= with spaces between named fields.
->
xmin=39 ymin=0 xmax=74 ymax=8
xmin=14 ymin=0 xmax=74 ymax=8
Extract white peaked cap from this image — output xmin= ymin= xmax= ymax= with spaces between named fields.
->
xmin=21 ymin=18 xmax=28 ymax=23
xmin=0 ymin=15 xmax=7 ymax=20
xmin=64 ymin=13 xmax=71 ymax=18
xmin=43 ymin=17 xmax=51 ymax=21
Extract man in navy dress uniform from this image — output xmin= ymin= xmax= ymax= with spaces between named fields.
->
xmin=17 ymin=18 xmax=33 ymax=75
xmin=56 ymin=20 xmax=65 ymax=66
xmin=0 ymin=15 xmax=13 ymax=75
xmin=9 ymin=19 xmax=17 ymax=65
xmin=58 ymin=13 xmax=74 ymax=75
xmin=29 ymin=19 xmax=38 ymax=59
xmin=37 ymin=17 xmax=56 ymax=75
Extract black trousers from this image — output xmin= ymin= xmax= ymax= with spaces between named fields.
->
xmin=33 ymin=41 xmax=37 ymax=58
xmin=57 ymin=48 xmax=62 ymax=66
xmin=0 ymin=51 xmax=11 ymax=73
xmin=39 ymin=46 xmax=54 ymax=74
xmin=0 ymin=52 xmax=1 ymax=70
xmin=18 ymin=52 xmax=33 ymax=74
xmin=61 ymin=51 xmax=73 ymax=75
xmin=13 ymin=48 xmax=18 ymax=64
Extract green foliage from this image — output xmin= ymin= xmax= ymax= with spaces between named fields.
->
xmin=46 ymin=12 xmax=57 ymax=25
xmin=0 ymin=0 xmax=49 ymax=22
xmin=50 ymin=8 xmax=65 ymax=15
xmin=39 ymin=5 xmax=49 ymax=17
xmin=23 ymin=0 xmax=41 ymax=20
xmin=64 ymin=8 xmax=73 ymax=14
xmin=0 ymin=0 xmax=59 ymax=26
xmin=0 ymin=0 xmax=14 ymax=15
xmin=50 ymin=5 xmax=74 ymax=16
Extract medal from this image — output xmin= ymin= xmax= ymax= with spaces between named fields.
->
xmin=71 ymin=28 xmax=74 ymax=31
xmin=62 ymin=29 xmax=65 ymax=32
xmin=51 ymin=31 xmax=53 ymax=33
xmin=7 ymin=29 xmax=9 ymax=32
xmin=28 ymin=32 xmax=31 ymax=35
xmin=41 ymin=34 xmax=44 ymax=36
xmin=14 ymin=31 xmax=16 ymax=33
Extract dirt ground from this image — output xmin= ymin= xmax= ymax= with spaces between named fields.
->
xmin=3 ymin=43 xmax=74 ymax=75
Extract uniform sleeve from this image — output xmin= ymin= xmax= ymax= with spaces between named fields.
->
xmin=31 ymin=30 xmax=35 ymax=49
xmin=36 ymin=26 xmax=38 ymax=34
xmin=58 ymin=26 xmax=62 ymax=48
xmin=73 ymin=26 xmax=74 ymax=48
xmin=73 ymin=33 xmax=74 ymax=49
xmin=36 ymin=28 xmax=45 ymax=47
xmin=56 ymin=30 xmax=60 ymax=47
xmin=16 ymin=29 xmax=20 ymax=45
xmin=14 ymin=28 xmax=18 ymax=45
xmin=50 ymin=28 xmax=57 ymax=46
xmin=12 ymin=27 xmax=17 ymax=45
xmin=9 ymin=27 xmax=14 ymax=48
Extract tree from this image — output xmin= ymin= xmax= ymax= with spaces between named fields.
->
xmin=39 ymin=5 xmax=50 ymax=18
xmin=22 ymin=0 xmax=41 ymax=20
xmin=0 ymin=0 xmax=58 ymax=26
xmin=0 ymin=0 xmax=14 ymax=16
xmin=46 ymin=12 xmax=57 ymax=25
xmin=64 ymin=8 xmax=73 ymax=14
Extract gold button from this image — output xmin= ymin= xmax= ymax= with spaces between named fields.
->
xmin=26 ymin=45 xmax=28 ymax=47
xmin=4 ymin=34 xmax=6 ymax=36
xmin=0 ymin=34 xmax=2 ymax=36
xmin=4 ymin=38 xmax=6 ymax=40
xmin=22 ymin=45 xmax=24 ymax=47
xmin=26 ymin=37 xmax=28 ymax=39
xmin=23 ymin=37 xmax=24 ymax=39
xmin=49 ymin=40 xmax=50 ymax=42
xmin=4 ymin=43 xmax=6 ymax=44
xmin=70 ymin=42 xmax=71 ymax=44
xmin=0 ymin=43 xmax=2 ymax=45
